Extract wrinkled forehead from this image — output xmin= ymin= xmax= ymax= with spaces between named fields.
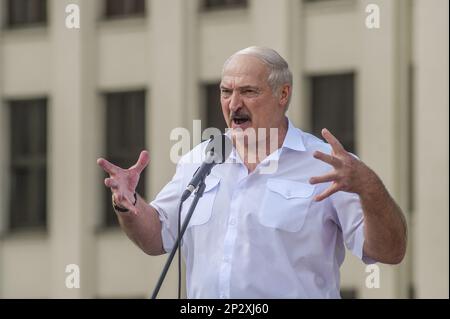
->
xmin=221 ymin=55 xmax=269 ymax=86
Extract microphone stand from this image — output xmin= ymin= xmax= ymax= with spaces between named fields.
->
xmin=151 ymin=177 xmax=207 ymax=299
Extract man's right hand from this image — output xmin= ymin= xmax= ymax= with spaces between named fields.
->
xmin=97 ymin=151 xmax=150 ymax=215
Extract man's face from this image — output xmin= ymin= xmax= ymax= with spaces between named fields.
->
xmin=220 ymin=55 xmax=287 ymax=139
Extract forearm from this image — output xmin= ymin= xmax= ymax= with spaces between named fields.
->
xmin=359 ymin=169 xmax=407 ymax=264
xmin=116 ymin=194 xmax=165 ymax=256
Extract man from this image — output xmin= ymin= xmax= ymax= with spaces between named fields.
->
xmin=97 ymin=46 xmax=407 ymax=298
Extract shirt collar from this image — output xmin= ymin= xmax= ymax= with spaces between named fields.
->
xmin=227 ymin=118 xmax=306 ymax=163
xmin=283 ymin=118 xmax=307 ymax=152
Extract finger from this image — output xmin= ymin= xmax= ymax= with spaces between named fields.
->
xmin=315 ymin=184 xmax=340 ymax=202
xmin=321 ymin=129 xmax=345 ymax=154
xmin=309 ymin=172 xmax=338 ymax=185
xmin=104 ymin=178 xmax=119 ymax=189
xmin=97 ymin=158 xmax=121 ymax=175
xmin=130 ymin=150 xmax=150 ymax=174
xmin=313 ymin=151 xmax=341 ymax=168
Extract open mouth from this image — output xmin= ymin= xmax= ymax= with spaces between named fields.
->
xmin=231 ymin=115 xmax=251 ymax=126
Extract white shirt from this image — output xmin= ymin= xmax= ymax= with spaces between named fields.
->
xmin=151 ymin=119 xmax=375 ymax=299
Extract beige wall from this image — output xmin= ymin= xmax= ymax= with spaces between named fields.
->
xmin=0 ymin=0 xmax=448 ymax=298
xmin=413 ymin=0 xmax=449 ymax=299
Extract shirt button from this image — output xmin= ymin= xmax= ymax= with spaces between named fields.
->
xmin=220 ymin=294 xmax=226 ymax=299
xmin=224 ymin=256 xmax=230 ymax=263
xmin=286 ymin=190 xmax=291 ymax=197
xmin=229 ymin=218 xmax=236 ymax=225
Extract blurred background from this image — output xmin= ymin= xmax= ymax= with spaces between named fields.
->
xmin=0 ymin=0 xmax=448 ymax=299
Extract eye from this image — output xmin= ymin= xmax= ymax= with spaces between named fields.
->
xmin=242 ymin=89 xmax=258 ymax=96
xmin=221 ymin=89 xmax=232 ymax=97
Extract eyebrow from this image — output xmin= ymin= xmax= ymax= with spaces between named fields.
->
xmin=220 ymin=85 xmax=260 ymax=91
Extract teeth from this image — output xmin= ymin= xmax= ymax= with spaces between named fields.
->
xmin=234 ymin=119 xmax=249 ymax=125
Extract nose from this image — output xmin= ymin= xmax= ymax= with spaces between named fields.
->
xmin=229 ymin=91 xmax=243 ymax=113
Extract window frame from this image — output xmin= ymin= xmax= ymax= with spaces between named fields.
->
xmin=309 ymin=72 xmax=356 ymax=154
xmin=102 ymin=90 xmax=147 ymax=228
xmin=8 ymin=98 xmax=48 ymax=233
xmin=202 ymin=82 xmax=228 ymax=137
xmin=103 ymin=0 xmax=147 ymax=20
xmin=201 ymin=0 xmax=248 ymax=11
xmin=5 ymin=0 xmax=48 ymax=29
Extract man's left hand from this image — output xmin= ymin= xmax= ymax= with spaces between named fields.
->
xmin=309 ymin=128 xmax=376 ymax=202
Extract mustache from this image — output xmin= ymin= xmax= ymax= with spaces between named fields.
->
xmin=229 ymin=111 xmax=251 ymax=121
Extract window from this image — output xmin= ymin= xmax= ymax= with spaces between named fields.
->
xmin=9 ymin=98 xmax=47 ymax=231
xmin=310 ymin=73 xmax=355 ymax=153
xmin=6 ymin=0 xmax=47 ymax=28
xmin=408 ymin=284 xmax=415 ymax=299
xmin=340 ymin=288 xmax=358 ymax=299
xmin=202 ymin=0 xmax=248 ymax=10
xmin=104 ymin=90 xmax=146 ymax=227
xmin=203 ymin=83 xmax=227 ymax=136
xmin=105 ymin=0 xmax=146 ymax=19
xmin=304 ymin=0 xmax=342 ymax=3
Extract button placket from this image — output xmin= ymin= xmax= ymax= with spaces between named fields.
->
xmin=217 ymin=180 xmax=244 ymax=299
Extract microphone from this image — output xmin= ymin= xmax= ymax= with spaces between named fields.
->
xmin=181 ymin=134 xmax=232 ymax=202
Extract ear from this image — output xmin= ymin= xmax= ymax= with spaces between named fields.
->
xmin=278 ymin=84 xmax=291 ymax=108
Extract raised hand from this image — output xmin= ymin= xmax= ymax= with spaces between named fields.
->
xmin=97 ymin=151 xmax=150 ymax=214
xmin=309 ymin=129 xmax=374 ymax=202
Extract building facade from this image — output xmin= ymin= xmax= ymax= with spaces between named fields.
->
xmin=0 ymin=0 xmax=448 ymax=298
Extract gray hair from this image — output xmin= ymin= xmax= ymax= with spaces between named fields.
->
xmin=222 ymin=46 xmax=293 ymax=109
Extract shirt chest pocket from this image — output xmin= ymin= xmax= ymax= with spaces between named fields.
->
xmin=182 ymin=176 xmax=220 ymax=227
xmin=258 ymin=178 xmax=315 ymax=232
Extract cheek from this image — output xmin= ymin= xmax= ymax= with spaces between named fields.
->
xmin=245 ymin=98 xmax=266 ymax=118
xmin=250 ymin=101 xmax=277 ymax=124
xmin=221 ymin=100 xmax=230 ymax=120
xmin=221 ymin=98 xmax=228 ymax=111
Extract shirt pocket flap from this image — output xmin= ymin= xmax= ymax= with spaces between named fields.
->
xmin=183 ymin=175 xmax=220 ymax=227
xmin=267 ymin=179 xmax=315 ymax=199
xmin=186 ymin=175 xmax=220 ymax=198
xmin=204 ymin=175 xmax=220 ymax=193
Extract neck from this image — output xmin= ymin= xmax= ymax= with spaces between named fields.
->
xmin=234 ymin=117 xmax=289 ymax=173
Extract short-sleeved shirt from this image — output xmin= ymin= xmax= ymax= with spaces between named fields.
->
xmin=150 ymin=119 xmax=375 ymax=299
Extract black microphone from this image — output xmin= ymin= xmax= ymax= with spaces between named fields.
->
xmin=181 ymin=134 xmax=232 ymax=202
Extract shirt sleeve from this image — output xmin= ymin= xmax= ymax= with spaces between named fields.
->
xmin=331 ymin=192 xmax=377 ymax=265
xmin=150 ymin=162 xmax=185 ymax=254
